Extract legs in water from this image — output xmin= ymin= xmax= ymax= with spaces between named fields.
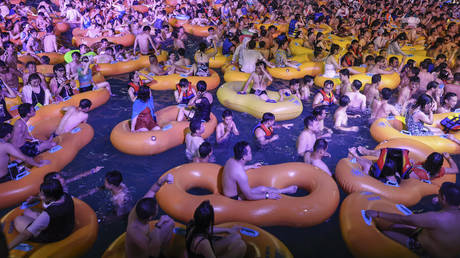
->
xmin=96 ymin=81 xmax=113 ymax=95
xmin=214 ymin=230 xmax=247 ymax=258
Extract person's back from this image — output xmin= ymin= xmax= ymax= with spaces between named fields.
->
xmin=240 ymin=49 xmax=262 ymax=73
xmin=55 ymin=99 xmax=91 ymax=135
xmin=222 ymin=158 xmax=241 ymax=197
xmin=36 ymin=192 xmax=75 ymax=242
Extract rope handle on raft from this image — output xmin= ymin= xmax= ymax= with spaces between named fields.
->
xmin=400 ymin=130 xmax=412 ymax=136
xmin=173 ymin=227 xmax=186 ymax=235
xmin=240 ymin=227 xmax=259 ymax=237
xmin=49 ymin=145 xmax=63 ymax=153
xmin=71 ymin=127 xmax=81 ymax=134
xmin=162 ymin=124 xmax=173 ymax=131
xmin=421 ymin=179 xmax=432 ymax=184
xmin=361 ymin=210 xmax=372 ymax=226
xmin=10 ymin=105 xmax=19 ymax=111
xmin=384 ymin=180 xmax=400 ymax=187
xmin=28 ymin=125 xmax=35 ymax=132
xmin=13 ymin=243 xmax=33 ymax=252
xmin=396 ymin=204 xmax=412 ymax=215
xmin=21 ymin=200 xmax=40 ymax=210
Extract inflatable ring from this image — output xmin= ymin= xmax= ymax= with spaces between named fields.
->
xmin=222 ymin=65 xmax=272 ymax=85
xmin=254 ymin=23 xmax=288 ymax=33
xmin=217 ymin=81 xmax=303 ymax=121
xmin=335 ymin=138 xmax=456 ymax=206
xmin=19 ymin=52 xmax=65 ymax=65
xmin=315 ymin=69 xmax=400 ymax=91
xmin=340 ymin=192 xmax=418 ymax=258
xmin=289 ymin=39 xmax=314 ymax=56
xmin=2 ymin=198 xmax=98 ymax=257
xmin=64 ymin=50 xmax=97 ymax=63
xmin=110 ymin=105 xmax=217 ymax=156
xmin=146 ymin=69 xmax=220 ymax=91
xmin=95 ymin=51 xmax=168 ymax=76
xmin=197 ymin=47 xmax=232 ymax=69
xmin=268 ymin=61 xmax=323 ymax=80
xmin=72 ymin=33 xmax=135 ymax=47
xmin=370 ymin=113 xmax=460 ymax=154
xmin=168 ymin=16 xmax=189 ymax=28
xmin=0 ymin=123 xmax=94 ymax=209
xmin=182 ymin=23 xmax=214 ymax=37
xmin=102 ymin=220 xmax=293 ymax=258
xmin=156 ymin=162 xmax=340 ymax=227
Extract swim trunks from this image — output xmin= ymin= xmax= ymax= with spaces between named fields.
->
xmin=20 ymin=141 xmax=40 ymax=157
xmin=250 ymin=88 xmax=267 ymax=96
xmin=407 ymin=228 xmax=429 ymax=257
xmin=79 ymin=85 xmax=93 ymax=93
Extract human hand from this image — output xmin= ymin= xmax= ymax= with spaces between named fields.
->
xmin=252 ymin=162 xmax=262 ymax=169
xmin=237 ymin=91 xmax=247 ymax=95
xmin=442 ymin=152 xmax=451 ymax=159
xmin=157 ymin=215 xmax=172 ymax=227
xmin=272 ymin=134 xmax=279 ymax=141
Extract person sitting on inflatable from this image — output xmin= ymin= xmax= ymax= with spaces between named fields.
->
xmin=312 ymin=80 xmax=337 ymax=108
xmin=127 ymin=71 xmax=156 ymax=102
xmin=185 ymin=200 xmax=247 ymax=257
xmin=365 ymin=182 xmax=460 ymax=258
xmin=50 ymin=64 xmax=77 ymax=102
xmin=77 ymin=56 xmax=112 ymax=95
xmin=174 ymin=78 xmax=196 ymax=105
xmin=8 ymin=179 xmax=75 ymax=250
xmin=55 ymin=99 xmax=92 ymax=136
xmin=131 ymin=86 xmax=160 ymax=132
xmin=254 ymin=112 xmax=293 ymax=146
xmin=334 ymin=95 xmax=360 ymax=132
xmin=239 ymin=61 xmax=275 ymax=102
xmin=222 ymin=141 xmax=297 ymax=200
xmin=408 ymin=152 xmax=459 ymax=181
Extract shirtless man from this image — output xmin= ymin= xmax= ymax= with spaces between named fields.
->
xmin=175 ymin=48 xmax=191 ymax=67
xmin=336 ymin=69 xmax=352 ymax=95
xmin=364 ymin=74 xmax=382 ymax=108
xmin=66 ymin=52 xmax=81 ymax=81
xmin=397 ymin=76 xmax=419 ymax=110
xmin=222 ymin=141 xmax=297 ymax=200
xmin=371 ymin=88 xmax=400 ymax=122
xmin=418 ymin=60 xmax=435 ymax=92
xmin=367 ymin=56 xmax=395 ymax=75
xmin=1 ymin=42 xmax=21 ymax=69
xmin=133 ymin=26 xmax=157 ymax=56
xmin=345 ymin=80 xmax=367 ymax=112
xmin=437 ymin=92 xmax=457 ymax=114
xmin=95 ymin=47 xmax=115 ymax=64
xmin=254 ymin=112 xmax=292 ymax=146
xmin=426 ymin=81 xmax=443 ymax=110
xmin=125 ymin=174 xmax=174 ymax=258
xmin=239 ymin=61 xmax=274 ymax=102
xmin=0 ymin=61 xmax=21 ymax=91
xmin=297 ymin=115 xmax=318 ymax=162
xmin=185 ymin=119 xmax=205 ymax=161
xmin=11 ymin=104 xmax=55 ymax=157
xmin=334 ymin=95 xmax=360 ymax=132
xmin=0 ymin=123 xmax=49 ymax=183
xmin=192 ymin=142 xmax=213 ymax=163
xmin=54 ymin=99 xmax=92 ymax=136
xmin=306 ymin=139 xmax=332 ymax=176
xmin=365 ymin=182 xmax=460 ymax=258
xmin=216 ymin=109 xmax=239 ymax=144
xmin=43 ymin=26 xmax=58 ymax=53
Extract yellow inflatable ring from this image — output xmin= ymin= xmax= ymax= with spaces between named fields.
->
xmin=335 ymin=138 xmax=456 ymax=206
xmin=217 ymin=81 xmax=303 ymax=121
xmin=102 ymin=220 xmax=293 ymax=258
xmin=146 ymin=69 xmax=221 ymax=91
xmin=197 ymin=47 xmax=232 ymax=69
xmin=268 ymin=61 xmax=323 ymax=80
xmin=340 ymin=192 xmax=418 ymax=258
xmin=370 ymin=113 xmax=460 ymax=154
xmin=156 ymin=162 xmax=340 ymax=227
xmin=2 ymin=198 xmax=98 ymax=258
xmin=95 ymin=51 xmax=168 ymax=76
xmin=182 ymin=23 xmax=214 ymax=37
xmin=289 ymin=39 xmax=314 ymax=56
xmin=110 ymin=106 xmax=217 ymax=156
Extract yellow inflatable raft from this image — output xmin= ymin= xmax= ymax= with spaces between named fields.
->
xmin=2 ymin=198 xmax=98 ymax=258
xmin=110 ymin=106 xmax=217 ymax=156
xmin=340 ymin=192 xmax=417 ymax=258
xmin=217 ymin=81 xmax=303 ymax=121
xmin=268 ymin=61 xmax=323 ymax=80
xmin=102 ymin=220 xmax=293 ymax=258
xmin=370 ymin=113 xmax=460 ymax=154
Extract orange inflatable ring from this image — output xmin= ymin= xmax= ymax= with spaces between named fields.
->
xmin=102 ymin=220 xmax=293 ymax=258
xmin=1 ymin=198 xmax=98 ymax=258
xmin=0 ymin=123 xmax=94 ymax=209
xmin=340 ymin=192 xmax=417 ymax=258
xmin=156 ymin=162 xmax=340 ymax=227
xmin=95 ymin=51 xmax=168 ymax=76
xmin=146 ymin=69 xmax=220 ymax=91
xmin=132 ymin=5 xmax=149 ymax=13
xmin=168 ymin=18 xmax=189 ymax=28
xmin=72 ymin=33 xmax=135 ymax=47
xmin=370 ymin=112 xmax=460 ymax=154
xmin=335 ymin=138 xmax=456 ymax=206
xmin=110 ymin=105 xmax=217 ymax=155
xmin=18 ymin=52 xmax=65 ymax=65
xmin=254 ymin=23 xmax=288 ymax=33
xmin=182 ymin=23 xmax=214 ymax=37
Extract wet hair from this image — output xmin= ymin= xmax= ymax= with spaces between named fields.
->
xmin=312 ymin=105 xmax=327 ymax=118
xmin=410 ymin=76 xmax=420 ymax=83
xmin=381 ymin=88 xmax=393 ymax=100
xmin=371 ymin=74 xmax=382 ymax=84
xmin=248 ymin=40 xmax=256 ymax=49
xmin=259 ymin=41 xmax=266 ymax=48
xmin=389 ymin=56 xmax=398 ymax=65
xmin=198 ymin=141 xmax=212 ymax=158
xmin=324 ymin=80 xmax=334 ymax=88
xmin=71 ymin=51 xmax=81 ymax=59
xmin=304 ymin=115 xmax=315 ymax=128
xmin=290 ymin=79 xmax=299 ymax=86
xmin=420 ymin=60 xmax=431 ymax=70
xmin=438 ymin=69 xmax=449 ymax=81
xmin=196 ymin=81 xmax=207 ymax=92
xmin=79 ymin=99 xmax=92 ymax=109
xmin=143 ymin=25 xmax=151 ymax=31
xmin=186 ymin=201 xmax=215 ymax=254
xmin=375 ymin=56 xmax=385 ymax=64
xmin=427 ymin=81 xmax=439 ymax=91
xmin=28 ymin=73 xmax=41 ymax=84
xmin=0 ymin=123 xmax=13 ymax=138
xmin=222 ymin=109 xmax=232 ymax=118
xmin=53 ymin=63 xmax=66 ymax=74
xmin=413 ymin=94 xmax=433 ymax=110
xmin=234 ymin=141 xmax=249 ymax=160
xmin=436 ymin=54 xmax=446 ymax=61
xmin=380 ymin=158 xmax=398 ymax=179
xmin=442 ymin=92 xmax=457 ymax=106
xmin=136 ymin=198 xmax=157 ymax=220
xmin=339 ymin=95 xmax=350 ymax=107
xmin=189 ymin=118 xmax=202 ymax=134
xmin=329 ymin=44 xmax=340 ymax=55
xmin=137 ymin=86 xmax=151 ymax=102
xmin=313 ymin=138 xmax=328 ymax=152
xmin=303 ymin=75 xmax=314 ymax=84
xmin=349 ymin=80 xmax=361 ymax=91
xmin=105 ymin=170 xmax=123 ymax=187
xmin=339 ymin=69 xmax=350 ymax=77
xmin=365 ymin=55 xmax=375 ymax=63
xmin=40 ymin=179 xmax=64 ymax=201
xmin=198 ymin=42 xmax=207 ymax=52
xmin=411 ymin=67 xmax=420 ymax=76
xmin=43 ymin=172 xmax=60 ymax=182
xmin=422 ymin=152 xmax=445 ymax=177
xmin=178 ymin=48 xmax=186 ymax=56
xmin=261 ymin=112 xmax=275 ymax=123
xmin=178 ymin=78 xmax=189 ymax=88
xmin=18 ymin=103 xmax=33 ymax=118
xmin=439 ymin=182 xmax=460 ymax=206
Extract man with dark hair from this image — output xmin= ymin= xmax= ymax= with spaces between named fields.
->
xmin=185 ymin=118 xmax=205 ymax=161
xmin=0 ymin=123 xmax=48 ymax=182
xmin=193 ymin=141 xmax=213 ymax=163
xmin=55 ymin=99 xmax=92 ymax=135
xmin=102 ymin=170 xmax=133 ymax=216
xmin=345 ymin=79 xmax=366 ymax=111
xmin=307 ymin=139 xmax=332 ymax=176
xmin=216 ymin=109 xmax=239 ymax=144
xmin=0 ymin=60 xmax=21 ymax=90
xmin=370 ymin=87 xmax=400 ymax=122
xmin=9 ymin=179 xmax=75 ymax=249
xmin=125 ymin=174 xmax=174 ymax=258
xmin=334 ymin=95 xmax=360 ymax=132
xmin=366 ymin=182 xmax=460 ymax=258
xmin=221 ymin=141 xmax=297 ymax=200
xmin=254 ymin=112 xmax=293 ymax=145
xmin=11 ymin=103 xmax=56 ymax=157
